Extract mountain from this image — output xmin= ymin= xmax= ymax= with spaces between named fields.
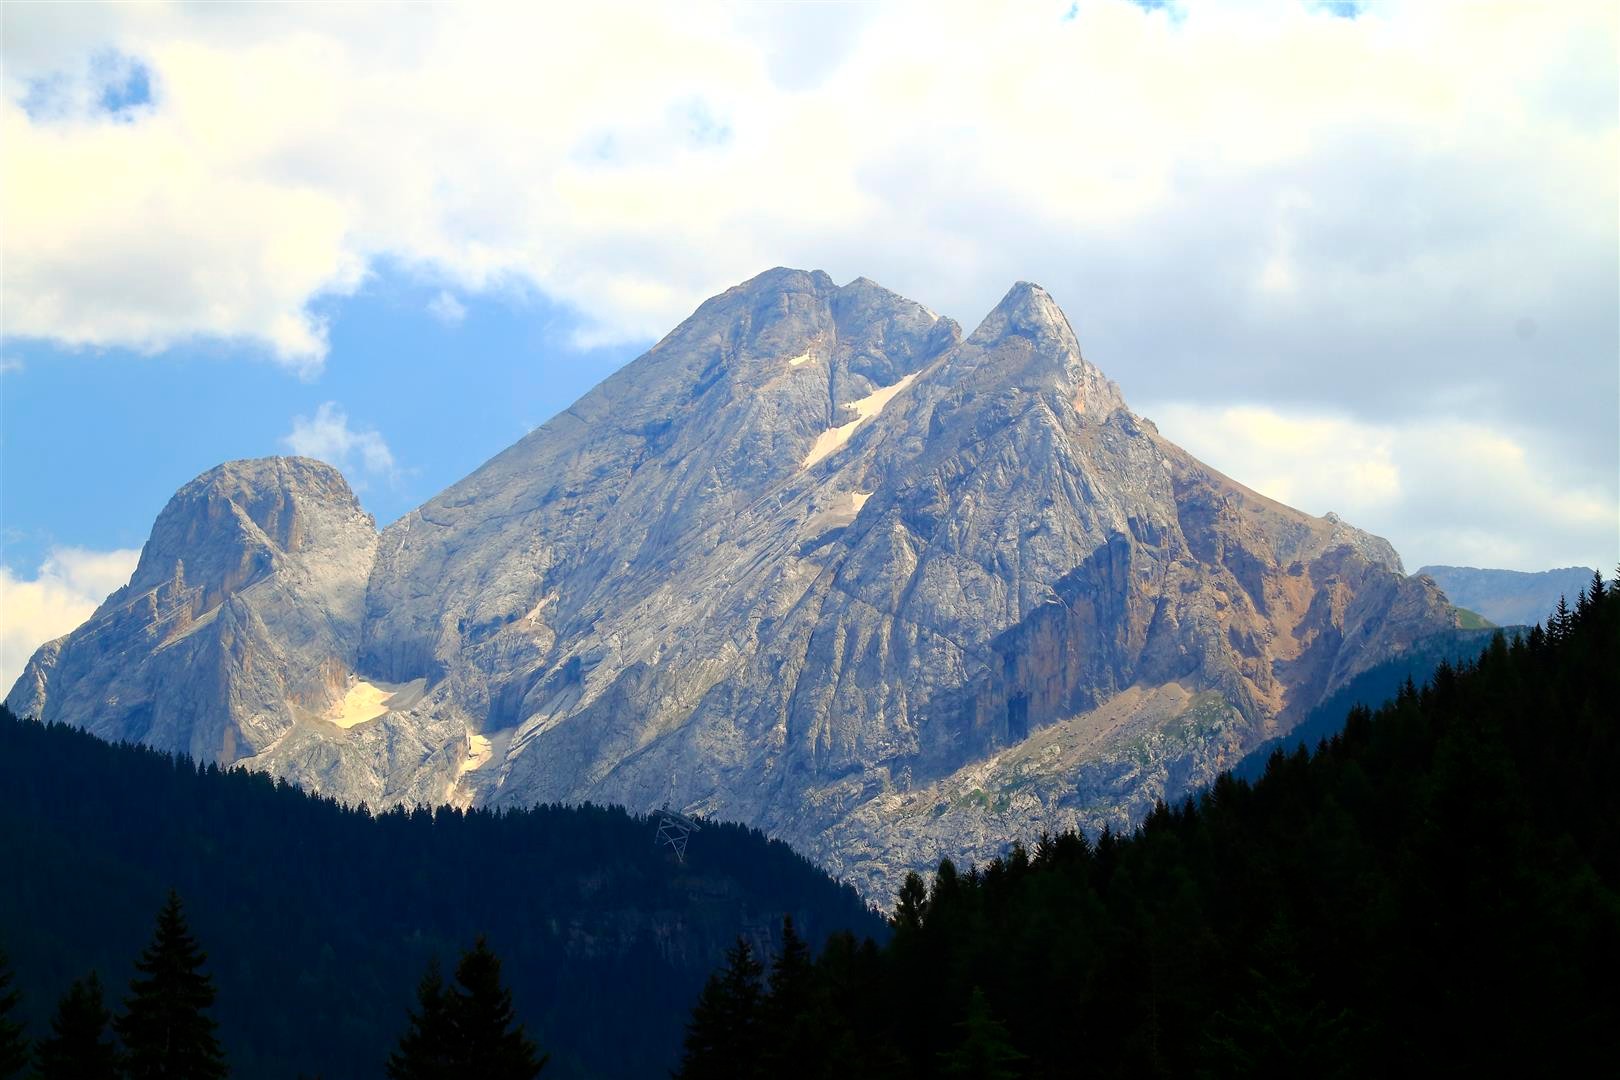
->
xmin=1415 ymin=564 xmax=1599 ymax=628
xmin=8 ymin=268 xmax=1462 ymax=897
xmin=0 ymin=705 xmax=880 ymax=1080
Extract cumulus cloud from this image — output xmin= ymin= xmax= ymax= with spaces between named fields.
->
xmin=1146 ymin=401 xmax=1618 ymax=573
xmin=1 ymin=1 xmax=1614 ymax=564
xmin=281 ymin=402 xmax=396 ymax=482
xmin=0 ymin=546 xmax=140 ymax=693
xmin=426 ymin=290 xmax=467 ymax=326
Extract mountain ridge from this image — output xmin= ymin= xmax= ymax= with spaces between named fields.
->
xmin=1414 ymin=563 xmax=1598 ymax=628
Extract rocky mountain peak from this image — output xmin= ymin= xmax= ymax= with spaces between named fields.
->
xmin=11 ymin=269 xmax=1460 ymax=899
xmin=926 ymin=280 xmax=1126 ymax=420
xmin=127 ymin=456 xmax=370 ymax=604
xmin=969 ymin=281 xmax=1072 ymax=345
xmin=7 ymin=455 xmax=378 ymax=764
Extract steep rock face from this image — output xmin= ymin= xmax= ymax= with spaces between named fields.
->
xmin=6 ymin=458 xmax=378 ymax=764
xmin=9 ymin=270 xmax=1461 ymax=896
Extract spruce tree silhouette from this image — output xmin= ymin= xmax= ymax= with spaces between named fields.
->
xmin=676 ymin=937 xmax=763 ymax=1079
xmin=115 ymin=892 xmax=227 ymax=1080
xmin=385 ymin=959 xmax=456 ymax=1080
xmin=37 ymin=972 xmax=120 ymax=1079
xmin=759 ymin=917 xmax=815 ymax=1079
xmin=0 ymin=948 xmax=25 ymax=1079
xmin=449 ymin=938 xmax=546 ymax=1079
xmin=388 ymin=940 xmax=545 ymax=1079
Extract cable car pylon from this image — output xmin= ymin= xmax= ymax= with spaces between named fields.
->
xmin=654 ymin=804 xmax=701 ymax=862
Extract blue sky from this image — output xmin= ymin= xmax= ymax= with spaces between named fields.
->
xmin=2 ymin=0 xmax=1616 ymax=687
xmin=2 ymin=266 xmax=640 ymax=569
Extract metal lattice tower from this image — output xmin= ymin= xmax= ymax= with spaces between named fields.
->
xmin=654 ymin=805 xmax=702 ymax=862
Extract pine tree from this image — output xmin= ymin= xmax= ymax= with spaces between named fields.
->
xmin=937 ymin=987 xmax=1026 ymax=1080
xmin=759 ymin=917 xmax=815 ymax=1078
xmin=1580 ymin=569 xmax=1607 ymax=622
xmin=389 ymin=942 xmax=545 ymax=1080
xmin=676 ymin=937 xmax=763 ymax=1079
xmin=115 ymin=891 xmax=228 ymax=1080
xmin=448 ymin=938 xmax=546 ymax=1079
xmin=37 ymin=972 xmax=120 ymax=1080
xmin=1551 ymin=595 xmax=1572 ymax=642
xmin=0 ymin=948 xmax=25 ymax=1080
xmin=893 ymin=871 xmax=930 ymax=931
xmin=386 ymin=959 xmax=457 ymax=1080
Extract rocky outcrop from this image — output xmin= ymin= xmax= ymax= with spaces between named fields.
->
xmin=7 ymin=458 xmax=378 ymax=764
xmin=8 ymin=269 xmax=1460 ymax=897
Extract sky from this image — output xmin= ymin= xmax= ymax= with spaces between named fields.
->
xmin=2 ymin=0 xmax=1617 ymax=689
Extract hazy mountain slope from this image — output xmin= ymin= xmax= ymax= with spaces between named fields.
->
xmin=8 ymin=269 xmax=1461 ymax=896
xmin=1416 ymin=564 xmax=1598 ymax=628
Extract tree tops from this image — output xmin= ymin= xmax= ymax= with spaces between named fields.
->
xmin=387 ymin=938 xmax=546 ymax=1080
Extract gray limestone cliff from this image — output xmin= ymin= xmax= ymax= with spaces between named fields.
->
xmin=7 ymin=458 xmax=378 ymax=764
xmin=8 ymin=269 xmax=1461 ymax=898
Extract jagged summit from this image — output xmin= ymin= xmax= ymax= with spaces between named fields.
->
xmin=970 ymin=280 xmax=1071 ymax=341
xmin=127 ymin=456 xmax=367 ymax=599
xmin=9 ymin=268 xmax=1459 ymax=897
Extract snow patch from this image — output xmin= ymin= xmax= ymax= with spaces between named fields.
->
xmin=324 ymin=676 xmax=425 ymax=729
xmin=461 ymin=733 xmax=493 ymax=774
xmin=328 ymin=680 xmax=392 ymax=728
xmin=802 ymin=489 xmax=875 ymax=538
xmin=787 ymin=352 xmax=812 ymax=367
xmin=802 ymin=373 xmax=918 ymax=468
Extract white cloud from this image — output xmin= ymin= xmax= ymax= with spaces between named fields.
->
xmin=1146 ymin=401 xmax=1618 ymax=573
xmin=3 ymin=4 xmax=1612 ymax=365
xmin=0 ymin=546 xmax=140 ymax=694
xmin=1 ymin=1 xmax=1613 ymax=564
xmin=281 ymin=402 xmax=396 ymax=481
xmin=426 ymin=290 xmax=466 ymax=326
xmin=0 ymin=357 xmax=21 ymax=375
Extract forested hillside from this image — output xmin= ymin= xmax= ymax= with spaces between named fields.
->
xmin=0 ymin=712 xmax=880 ymax=1079
xmin=678 ymin=573 xmax=1620 ymax=1078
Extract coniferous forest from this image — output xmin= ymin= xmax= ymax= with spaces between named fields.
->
xmin=0 ymin=712 xmax=879 ymax=1079
xmin=676 ymin=574 xmax=1620 ymax=1077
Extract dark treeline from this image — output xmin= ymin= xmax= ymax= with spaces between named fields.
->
xmin=0 ymin=711 xmax=881 ymax=1079
xmin=1 ymin=892 xmax=547 ymax=1079
xmin=679 ymin=572 xmax=1620 ymax=1077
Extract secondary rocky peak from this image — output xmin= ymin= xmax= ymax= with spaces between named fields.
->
xmin=970 ymin=281 xmax=1072 ymax=345
xmin=128 ymin=456 xmax=368 ymax=599
xmin=931 ymin=281 xmax=1126 ymax=420
xmin=8 ymin=454 xmax=380 ymax=766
